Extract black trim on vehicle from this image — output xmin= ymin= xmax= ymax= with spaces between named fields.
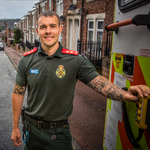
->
xmin=118 ymin=0 xmax=150 ymax=13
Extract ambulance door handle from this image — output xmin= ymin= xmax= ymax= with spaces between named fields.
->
xmin=123 ymin=61 xmax=131 ymax=66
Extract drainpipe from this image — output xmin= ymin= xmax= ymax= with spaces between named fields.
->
xmin=53 ymin=0 xmax=55 ymax=11
xmin=79 ymin=0 xmax=84 ymax=54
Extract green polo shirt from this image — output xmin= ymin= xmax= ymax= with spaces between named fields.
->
xmin=16 ymin=43 xmax=99 ymax=121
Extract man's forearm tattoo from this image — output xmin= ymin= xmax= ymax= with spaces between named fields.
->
xmin=87 ymin=75 xmax=124 ymax=101
xmin=13 ymin=83 xmax=26 ymax=96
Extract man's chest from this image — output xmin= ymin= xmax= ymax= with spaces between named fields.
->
xmin=26 ymin=57 xmax=78 ymax=87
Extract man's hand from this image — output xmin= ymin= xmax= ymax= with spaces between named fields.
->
xmin=11 ymin=128 xmax=22 ymax=147
xmin=123 ymin=85 xmax=150 ymax=102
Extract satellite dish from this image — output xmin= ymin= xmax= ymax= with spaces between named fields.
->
xmin=79 ymin=7 xmax=86 ymax=15
xmin=70 ymin=4 xmax=77 ymax=11
xmin=60 ymin=15 xmax=64 ymax=21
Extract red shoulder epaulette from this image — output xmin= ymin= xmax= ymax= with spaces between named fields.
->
xmin=61 ymin=48 xmax=78 ymax=56
xmin=23 ymin=47 xmax=38 ymax=56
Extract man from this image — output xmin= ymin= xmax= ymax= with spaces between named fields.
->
xmin=11 ymin=11 xmax=150 ymax=150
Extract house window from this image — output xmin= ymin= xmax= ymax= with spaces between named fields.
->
xmin=49 ymin=0 xmax=51 ymax=10
xmin=56 ymin=0 xmax=63 ymax=15
xmin=87 ymin=19 xmax=103 ymax=42
xmin=96 ymin=20 xmax=103 ymax=45
xmin=87 ymin=20 xmax=94 ymax=42
xmin=87 ymin=19 xmax=104 ymax=53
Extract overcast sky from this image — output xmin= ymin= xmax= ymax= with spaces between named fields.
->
xmin=0 ymin=0 xmax=40 ymax=19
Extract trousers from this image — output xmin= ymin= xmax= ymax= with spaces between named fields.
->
xmin=23 ymin=119 xmax=73 ymax=150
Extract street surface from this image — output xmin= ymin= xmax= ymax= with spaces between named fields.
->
xmin=0 ymin=51 xmax=26 ymax=149
xmin=2 ymin=46 xmax=107 ymax=150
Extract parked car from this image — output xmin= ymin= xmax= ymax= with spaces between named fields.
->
xmin=0 ymin=43 xmax=4 ymax=51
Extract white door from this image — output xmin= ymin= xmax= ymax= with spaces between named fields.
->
xmin=75 ymin=19 xmax=79 ymax=51
xmin=69 ymin=19 xmax=72 ymax=50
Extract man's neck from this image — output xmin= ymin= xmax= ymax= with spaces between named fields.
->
xmin=41 ymin=42 xmax=59 ymax=56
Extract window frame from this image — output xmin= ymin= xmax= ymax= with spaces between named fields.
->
xmin=87 ymin=20 xmax=94 ymax=42
xmin=56 ymin=0 xmax=63 ymax=15
xmin=96 ymin=19 xmax=103 ymax=44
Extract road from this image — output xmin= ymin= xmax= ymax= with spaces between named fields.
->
xmin=0 ymin=51 xmax=26 ymax=149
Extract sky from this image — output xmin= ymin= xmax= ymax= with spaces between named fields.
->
xmin=0 ymin=0 xmax=40 ymax=19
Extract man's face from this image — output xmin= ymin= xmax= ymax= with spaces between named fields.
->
xmin=36 ymin=15 xmax=62 ymax=48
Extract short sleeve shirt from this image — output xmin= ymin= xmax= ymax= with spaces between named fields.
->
xmin=16 ymin=43 xmax=99 ymax=121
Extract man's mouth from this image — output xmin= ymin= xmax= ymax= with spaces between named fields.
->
xmin=44 ymin=36 xmax=53 ymax=40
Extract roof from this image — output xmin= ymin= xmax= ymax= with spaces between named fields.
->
xmin=6 ymin=19 xmax=20 ymax=30
xmin=35 ymin=0 xmax=47 ymax=5
xmin=28 ymin=7 xmax=36 ymax=13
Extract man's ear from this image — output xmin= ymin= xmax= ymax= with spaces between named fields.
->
xmin=59 ymin=25 xmax=63 ymax=35
xmin=36 ymin=28 xmax=39 ymax=35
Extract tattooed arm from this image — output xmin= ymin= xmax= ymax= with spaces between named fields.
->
xmin=11 ymin=83 xmax=26 ymax=147
xmin=87 ymin=75 xmax=150 ymax=102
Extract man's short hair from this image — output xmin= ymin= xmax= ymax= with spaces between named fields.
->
xmin=37 ymin=11 xmax=60 ymax=26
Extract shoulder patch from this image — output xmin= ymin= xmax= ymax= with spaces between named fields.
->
xmin=23 ymin=47 xmax=38 ymax=56
xmin=61 ymin=48 xmax=78 ymax=56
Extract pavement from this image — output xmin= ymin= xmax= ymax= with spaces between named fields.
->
xmin=3 ymin=45 xmax=107 ymax=150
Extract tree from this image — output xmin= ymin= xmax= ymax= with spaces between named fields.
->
xmin=13 ymin=27 xmax=23 ymax=45
xmin=1 ymin=36 xmax=4 ymax=40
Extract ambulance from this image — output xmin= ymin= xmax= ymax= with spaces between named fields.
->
xmin=103 ymin=0 xmax=150 ymax=150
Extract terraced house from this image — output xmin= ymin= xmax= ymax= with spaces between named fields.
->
xmin=18 ymin=0 xmax=115 ymax=78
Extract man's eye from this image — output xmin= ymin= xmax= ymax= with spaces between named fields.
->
xmin=40 ymin=26 xmax=45 ymax=29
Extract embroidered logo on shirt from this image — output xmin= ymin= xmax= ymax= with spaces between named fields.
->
xmin=30 ymin=69 xmax=39 ymax=74
xmin=56 ymin=65 xmax=66 ymax=79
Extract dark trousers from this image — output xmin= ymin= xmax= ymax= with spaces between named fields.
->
xmin=23 ymin=120 xmax=73 ymax=150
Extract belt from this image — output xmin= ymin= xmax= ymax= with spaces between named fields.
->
xmin=24 ymin=113 xmax=68 ymax=129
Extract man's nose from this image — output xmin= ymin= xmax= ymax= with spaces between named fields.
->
xmin=46 ymin=26 xmax=51 ymax=33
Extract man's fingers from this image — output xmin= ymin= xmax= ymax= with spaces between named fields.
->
xmin=139 ymin=85 xmax=150 ymax=97
xmin=18 ymin=136 xmax=22 ymax=145
xmin=129 ymin=85 xmax=150 ymax=98
xmin=11 ymin=129 xmax=22 ymax=147
xmin=125 ymin=94 xmax=138 ymax=102
xmin=14 ymin=137 xmax=22 ymax=147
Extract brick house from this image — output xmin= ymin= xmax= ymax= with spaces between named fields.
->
xmin=5 ymin=19 xmax=20 ymax=46
xmin=23 ymin=14 xmax=29 ymax=44
xmin=18 ymin=0 xmax=115 ymax=78
xmin=28 ymin=7 xmax=36 ymax=45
